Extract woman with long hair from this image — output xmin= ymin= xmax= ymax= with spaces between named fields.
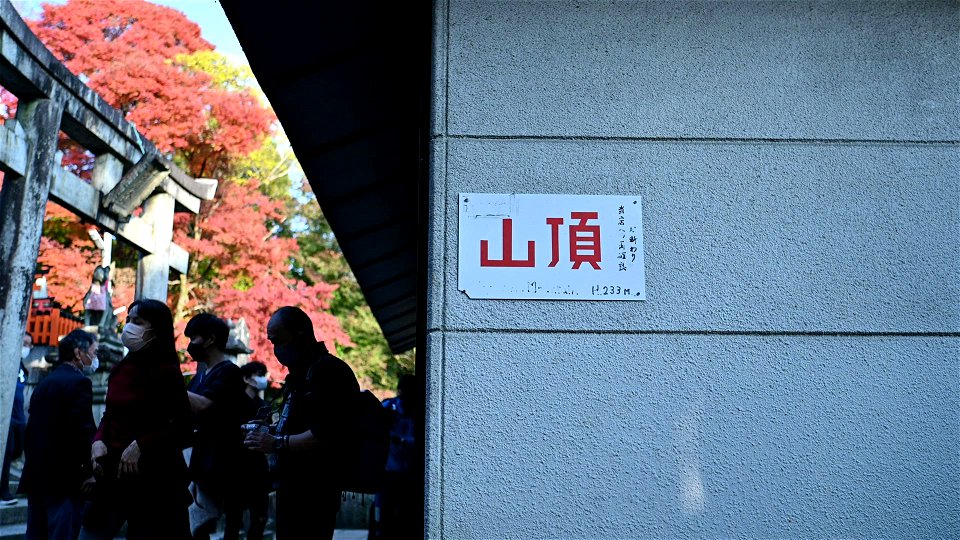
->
xmin=79 ymin=299 xmax=193 ymax=540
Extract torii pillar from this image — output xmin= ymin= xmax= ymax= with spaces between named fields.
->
xmin=0 ymin=98 xmax=63 ymax=455
xmin=135 ymin=192 xmax=175 ymax=302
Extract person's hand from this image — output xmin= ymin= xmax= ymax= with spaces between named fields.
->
xmin=80 ymin=476 xmax=97 ymax=495
xmin=118 ymin=440 xmax=141 ymax=477
xmin=244 ymin=430 xmax=276 ymax=454
xmin=91 ymin=440 xmax=107 ymax=476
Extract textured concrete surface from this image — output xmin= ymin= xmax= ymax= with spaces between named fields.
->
xmin=447 ymin=0 xmax=960 ymax=141
xmin=439 ymin=332 xmax=958 ymax=539
xmin=431 ymin=0 xmax=448 ymax=136
xmin=441 ymin=139 xmax=959 ymax=334
xmin=424 ymin=332 xmax=445 ymax=540
xmin=426 ymin=138 xmax=448 ymax=333
xmin=426 ymin=1 xmax=960 ymax=538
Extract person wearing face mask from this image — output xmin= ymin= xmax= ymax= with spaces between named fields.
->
xmin=244 ymin=306 xmax=359 ymax=540
xmin=182 ymin=313 xmax=247 ymax=540
xmin=19 ymin=329 xmax=98 ymax=539
xmin=0 ymin=333 xmax=30 ymax=505
xmin=241 ymin=361 xmax=270 ymax=398
xmin=79 ymin=299 xmax=193 ymax=540
xmin=225 ymin=361 xmax=272 ymax=540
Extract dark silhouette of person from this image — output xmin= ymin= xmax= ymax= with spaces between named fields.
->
xmin=375 ymin=374 xmax=419 ymax=540
xmin=0 ymin=333 xmax=29 ymax=504
xmin=79 ymin=299 xmax=193 ymax=540
xmin=184 ymin=313 xmax=247 ymax=540
xmin=243 ymin=306 xmax=359 ymax=540
xmin=225 ymin=361 xmax=272 ymax=540
xmin=20 ymin=329 xmax=99 ymax=540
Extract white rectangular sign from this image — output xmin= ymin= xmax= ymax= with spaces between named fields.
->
xmin=458 ymin=193 xmax=645 ymax=300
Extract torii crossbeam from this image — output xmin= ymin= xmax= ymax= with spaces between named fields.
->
xmin=0 ymin=0 xmax=216 ymax=462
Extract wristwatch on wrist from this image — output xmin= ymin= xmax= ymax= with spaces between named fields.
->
xmin=272 ymin=434 xmax=289 ymax=452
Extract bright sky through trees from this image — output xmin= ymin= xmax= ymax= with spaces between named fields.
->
xmin=6 ymin=0 xmax=415 ymax=393
xmin=13 ymin=0 xmax=246 ymax=60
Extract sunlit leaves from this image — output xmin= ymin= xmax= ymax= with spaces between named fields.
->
xmin=23 ymin=0 xmax=412 ymax=389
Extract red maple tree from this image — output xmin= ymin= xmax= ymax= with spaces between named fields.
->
xmin=174 ymin=178 xmax=351 ymax=378
xmin=25 ymin=0 xmax=349 ymax=383
xmin=30 ymin=0 xmax=212 ymax=153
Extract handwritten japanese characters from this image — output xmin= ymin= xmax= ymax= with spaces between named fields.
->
xmin=459 ymin=193 xmax=645 ymax=300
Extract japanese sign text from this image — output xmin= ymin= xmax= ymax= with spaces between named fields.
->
xmin=458 ymin=193 xmax=646 ymax=300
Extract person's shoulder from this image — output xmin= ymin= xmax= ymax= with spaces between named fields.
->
xmin=306 ymin=347 xmax=358 ymax=388
xmin=136 ymin=350 xmax=180 ymax=374
xmin=62 ymin=365 xmax=92 ymax=387
xmin=31 ymin=370 xmax=56 ymax=394
xmin=324 ymin=351 xmax=351 ymax=369
xmin=44 ymin=365 xmax=90 ymax=389
xmin=156 ymin=360 xmax=185 ymax=380
xmin=210 ymin=360 xmax=241 ymax=378
xmin=308 ymin=344 xmax=342 ymax=369
xmin=221 ymin=361 xmax=242 ymax=374
xmin=321 ymin=351 xmax=357 ymax=379
xmin=209 ymin=361 xmax=245 ymax=391
xmin=196 ymin=362 xmax=242 ymax=392
xmin=49 ymin=363 xmax=78 ymax=378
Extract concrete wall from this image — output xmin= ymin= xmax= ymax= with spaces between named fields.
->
xmin=426 ymin=1 xmax=959 ymax=538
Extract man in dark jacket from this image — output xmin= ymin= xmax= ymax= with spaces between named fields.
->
xmin=244 ymin=306 xmax=359 ymax=540
xmin=0 ymin=332 xmax=30 ymax=504
xmin=20 ymin=329 xmax=99 ymax=540
xmin=184 ymin=313 xmax=247 ymax=540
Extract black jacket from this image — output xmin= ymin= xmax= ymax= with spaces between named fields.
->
xmin=277 ymin=342 xmax=359 ymax=492
xmin=19 ymin=363 xmax=96 ymax=496
xmin=187 ymin=360 xmax=247 ymax=493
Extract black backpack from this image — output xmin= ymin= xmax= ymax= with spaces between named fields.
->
xmin=340 ymin=389 xmax=391 ymax=494
xmin=302 ymin=361 xmax=391 ymax=494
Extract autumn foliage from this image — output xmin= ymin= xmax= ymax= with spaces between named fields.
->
xmin=173 ymin=178 xmax=351 ymax=375
xmin=29 ymin=0 xmax=272 ymax=170
xmin=30 ymin=0 xmax=212 ymax=153
xmin=21 ymin=0 xmax=350 ymax=384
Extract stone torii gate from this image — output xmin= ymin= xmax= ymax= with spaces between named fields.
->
xmin=0 ymin=0 xmax=215 ymax=459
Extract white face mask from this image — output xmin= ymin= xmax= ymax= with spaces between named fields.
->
xmin=121 ymin=323 xmax=153 ymax=352
xmin=83 ymin=355 xmax=99 ymax=375
xmin=252 ymin=376 xmax=268 ymax=391
xmin=21 ymin=347 xmax=30 ymax=360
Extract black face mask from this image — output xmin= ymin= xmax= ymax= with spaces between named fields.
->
xmin=187 ymin=341 xmax=209 ymax=362
xmin=274 ymin=343 xmax=300 ymax=367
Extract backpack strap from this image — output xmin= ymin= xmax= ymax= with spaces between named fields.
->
xmin=305 ymin=357 xmax=321 ymax=385
xmin=277 ymin=356 xmax=322 ymax=433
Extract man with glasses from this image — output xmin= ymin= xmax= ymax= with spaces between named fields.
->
xmin=20 ymin=329 xmax=99 ymax=540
